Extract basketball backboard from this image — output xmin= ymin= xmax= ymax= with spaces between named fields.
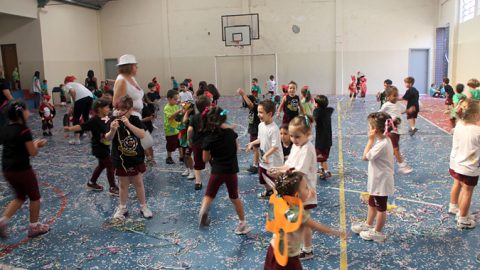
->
xmin=221 ymin=13 xmax=259 ymax=43
xmin=225 ymin=25 xmax=251 ymax=47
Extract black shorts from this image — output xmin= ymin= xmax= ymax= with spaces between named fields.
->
xmin=368 ymin=195 xmax=388 ymax=212
xmin=115 ymin=163 xmax=146 ymax=177
xmin=166 ymin=135 xmax=179 ymax=152
xmin=3 ymin=168 xmax=41 ymax=201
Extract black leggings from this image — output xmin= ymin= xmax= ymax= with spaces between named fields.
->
xmin=73 ymin=97 xmax=93 ymax=133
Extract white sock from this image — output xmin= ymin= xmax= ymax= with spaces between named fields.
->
xmin=398 ymin=162 xmax=406 ymax=167
xmin=29 ymin=222 xmax=39 ymax=227
xmin=239 ymin=219 xmax=246 ymax=225
xmin=449 ymin=203 xmax=458 ymax=208
xmin=119 ymin=204 xmax=127 ymax=209
xmin=302 ymin=246 xmax=313 ymax=253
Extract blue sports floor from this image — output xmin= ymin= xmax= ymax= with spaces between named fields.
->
xmin=0 ymin=96 xmax=478 ymax=269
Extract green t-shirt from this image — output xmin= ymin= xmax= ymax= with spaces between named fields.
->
xmin=451 ymin=93 xmax=466 ymax=118
xmin=163 ymin=103 xmax=180 ymax=136
xmin=12 ymin=70 xmax=20 ymax=81
xmin=251 ymin=84 xmax=261 ymax=94
xmin=468 ymin=89 xmax=480 ymax=100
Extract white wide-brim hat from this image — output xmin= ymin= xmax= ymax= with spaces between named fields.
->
xmin=117 ymin=54 xmax=137 ymax=66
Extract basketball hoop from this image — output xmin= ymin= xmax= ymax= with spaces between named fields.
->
xmin=233 ymin=40 xmax=244 ymax=49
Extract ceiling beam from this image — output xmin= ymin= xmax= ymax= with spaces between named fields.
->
xmin=55 ymin=0 xmax=102 ymax=10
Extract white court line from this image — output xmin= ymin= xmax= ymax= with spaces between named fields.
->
xmin=418 ymin=114 xmax=451 ymax=136
xmin=323 ymin=186 xmax=443 ymax=208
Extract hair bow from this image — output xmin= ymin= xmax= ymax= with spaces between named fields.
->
xmin=384 ymin=118 xmax=397 ymax=135
xmin=304 ymin=116 xmax=310 ymax=127
xmin=201 ymin=106 xmax=211 ymax=119
xmin=220 ymin=109 xmax=229 ymax=116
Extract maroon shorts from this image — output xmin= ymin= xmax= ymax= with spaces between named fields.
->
xmin=165 ymin=135 xmax=179 ymax=152
xmin=115 ymin=163 xmax=146 ymax=177
xmin=388 ymin=133 xmax=400 ymax=149
xmin=449 ymin=168 xmax=478 ymax=186
xmin=406 ymin=107 xmax=418 ymax=119
xmin=264 ymin=245 xmax=303 ymax=270
xmin=368 ymin=195 xmax=388 ymax=212
xmin=259 ymin=166 xmax=272 ymax=185
xmin=445 ymin=98 xmax=453 ymax=105
xmin=3 ymin=168 xmax=41 ymax=201
xmin=315 ymin=147 xmax=331 ymax=163
xmin=450 ymin=118 xmax=456 ymax=129
xmin=42 ymin=119 xmax=53 ymax=130
xmin=205 ymin=173 xmax=239 ymax=199
xmin=282 ymin=114 xmax=294 ymax=125
xmin=191 ymin=143 xmax=205 ymax=170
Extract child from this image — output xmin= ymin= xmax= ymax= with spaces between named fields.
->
xmin=187 ymin=96 xmax=212 ymax=190
xmin=280 ymin=124 xmax=292 ymax=161
xmin=263 ymin=171 xmax=341 ymax=269
xmin=449 ymin=84 xmax=466 ymax=129
xmin=359 ymin=76 xmax=368 ymax=98
xmin=300 ymin=86 xmax=314 ymax=117
xmin=106 ymin=96 xmax=152 ymax=220
xmin=313 ymin=95 xmax=334 ymax=180
xmin=251 ymin=78 xmax=262 ymax=99
xmin=163 ymin=89 xmax=183 ymax=164
xmin=277 ymin=81 xmax=304 ymax=125
xmin=63 ymin=106 xmax=74 ymax=140
xmin=41 ymin=80 xmax=48 ymax=95
xmin=0 ymin=101 xmax=50 ymax=238
xmin=142 ymin=95 xmax=156 ymax=166
xmin=448 ymin=98 xmax=480 ymax=229
xmin=198 ymin=106 xmax=252 ymax=235
xmin=246 ymin=99 xmax=284 ymax=199
xmin=402 ymin=76 xmax=420 ymax=136
xmin=429 ymin=83 xmax=442 ymax=98
xmin=351 ymin=112 xmax=395 ymax=242
xmin=64 ymin=99 xmax=119 ymax=196
xmin=39 ymin=95 xmax=56 ymax=136
xmin=147 ymin=82 xmax=161 ymax=110
xmin=379 ymin=86 xmax=413 ymax=174
xmin=464 ymin=78 xmax=480 ymax=100
xmin=238 ymin=88 xmax=260 ymax=174
xmin=266 ymin=75 xmax=276 ymax=99
xmin=376 ymin=79 xmax=392 ymax=108
xmin=179 ymin=82 xmax=194 ymax=103
xmin=179 ymin=101 xmax=195 ymax=179
xmin=171 ymin=76 xmax=179 ymax=90
xmin=444 ymin=78 xmax=455 ymax=112
xmin=348 ymin=75 xmax=357 ymax=100
xmin=270 ymin=116 xmax=318 ymax=260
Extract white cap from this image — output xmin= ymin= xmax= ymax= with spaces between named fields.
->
xmin=117 ymin=54 xmax=137 ymax=66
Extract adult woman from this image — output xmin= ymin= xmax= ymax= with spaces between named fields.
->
xmin=0 ymin=68 xmax=14 ymax=127
xmin=113 ymin=54 xmax=153 ymax=149
xmin=31 ymin=71 xmax=42 ymax=109
xmin=64 ymin=75 xmax=94 ymax=145
xmin=85 ymin=70 xmax=98 ymax=91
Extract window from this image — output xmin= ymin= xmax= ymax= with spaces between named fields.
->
xmin=460 ymin=0 xmax=478 ymax=23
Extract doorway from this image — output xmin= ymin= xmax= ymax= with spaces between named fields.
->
xmin=1 ymin=44 xmax=19 ymax=88
xmin=104 ymin=58 xmax=118 ymax=80
xmin=408 ymin=49 xmax=429 ymax=94
xmin=435 ymin=27 xmax=449 ymax=87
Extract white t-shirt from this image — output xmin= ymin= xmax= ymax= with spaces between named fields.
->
xmin=379 ymin=101 xmax=406 ymax=134
xmin=65 ymin=82 xmax=93 ymax=101
xmin=179 ymin=91 xmax=194 ymax=103
xmin=450 ymin=121 xmax=480 ymax=176
xmin=285 ymin=142 xmax=317 ymax=206
xmin=267 ymin=80 xmax=276 ymax=93
xmin=258 ymin=121 xmax=284 ymax=169
xmin=366 ymin=138 xmax=394 ymax=196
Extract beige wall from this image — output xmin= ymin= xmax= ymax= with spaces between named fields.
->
xmin=0 ymin=0 xmax=37 ymax=19
xmin=39 ymin=1 xmax=102 ymax=92
xmin=340 ymin=0 xmax=437 ymax=95
xmin=455 ymin=16 xmax=480 ymax=84
xmin=0 ymin=13 xmax=44 ymax=90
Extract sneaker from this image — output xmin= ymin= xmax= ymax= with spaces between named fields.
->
xmin=113 ymin=206 xmax=129 ymax=220
xmin=166 ymin=157 xmax=175 ymax=164
xmin=325 ymin=171 xmax=332 ymax=179
xmin=319 ymin=170 xmax=326 ymax=180
xmin=398 ymin=165 xmax=413 ymax=174
xmin=48 ymin=131 xmax=52 ymax=136
xmin=234 ymin=222 xmax=252 ymax=235
xmin=195 ymin=183 xmax=203 ymax=190
xmin=43 ymin=131 xmax=48 ymax=137
xmin=360 ymin=229 xmax=386 ymax=242
xmin=410 ymin=128 xmax=418 ymax=136
xmin=181 ymin=169 xmax=190 ymax=176
xmin=75 ymin=139 xmax=81 ymax=145
xmin=457 ymin=217 xmax=476 ymax=229
xmin=257 ymin=190 xmax=274 ymax=199
xmin=179 ymin=157 xmax=184 ymax=163
xmin=0 ymin=219 xmax=8 ymax=239
xmin=108 ymin=186 xmax=119 ymax=197
xmin=87 ymin=182 xmax=104 ymax=191
xmin=448 ymin=205 xmax=459 ymax=215
xmin=140 ymin=206 xmax=153 ymax=219
xmin=299 ymin=251 xmax=314 ymax=261
xmin=28 ymin=223 xmax=50 ymax=238
xmin=455 ymin=212 xmax=475 ymax=221
xmin=351 ymin=222 xmax=373 ymax=234
xmin=199 ymin=210 xmax=210 ymax=227
xmin=69 ymin=139 xmax=75 ymax=145
xmin=247 ymin=166 xmax=258 ymax=174
xmin=187 ymin=172 xmax=195 ymax=180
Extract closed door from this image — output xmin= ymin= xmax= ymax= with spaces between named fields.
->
xmin=409 ymin=49 xmax=429 ymax=94
xmin=104 ymin=59 xmax=118 ymax=80
xmin=1 ymin=44 xmax=19 ymax=83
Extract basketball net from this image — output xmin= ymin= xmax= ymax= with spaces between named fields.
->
xmin=233 ymin=40 xmax=244 ymax=49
